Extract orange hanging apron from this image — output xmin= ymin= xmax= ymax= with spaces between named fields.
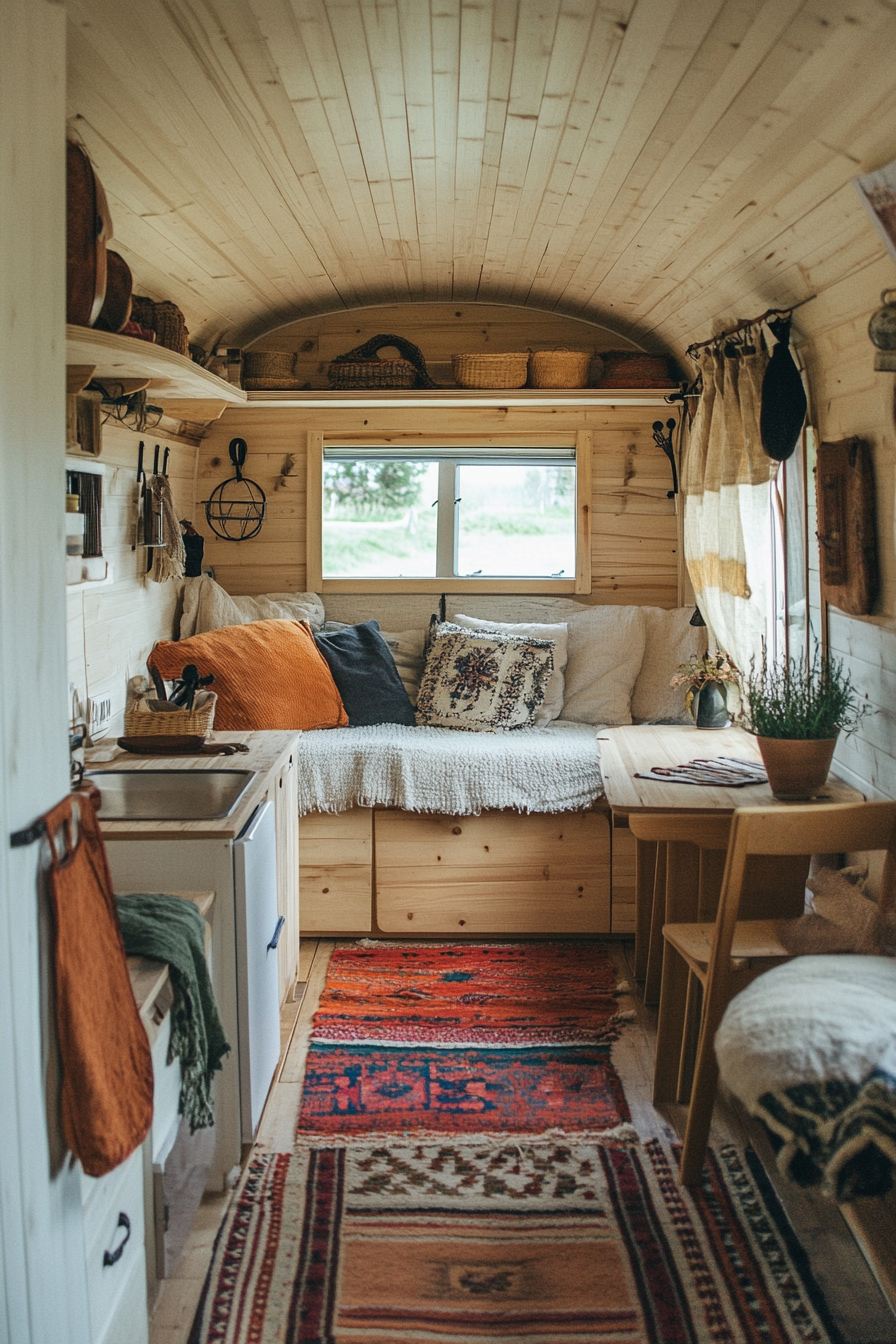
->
xmin=44 ymin=789 xmax=153 ymax=1176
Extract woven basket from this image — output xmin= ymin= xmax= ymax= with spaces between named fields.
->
xmin=328 ymin=358 xmax=417 ymax=389
xmin=241 ymin=350 xmax=301 ymax=391
xmin=124 ymin=691 xmax=216 ymax=739
xmin=528 ymin=348 xmax=594 ymax=389
xmin=451 ymin=352 xmax=529 ymax=389
xmin=130 ymin=296 xmax=190 ymax=358
xmin=593 ymin=350 xmax=677 ymax=389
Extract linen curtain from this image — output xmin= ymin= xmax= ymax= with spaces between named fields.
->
xmin=681 ymin=339 xmax=776 ymax=674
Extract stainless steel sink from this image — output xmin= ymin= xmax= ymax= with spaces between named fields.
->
xmin=86 ymin=769 xmax=257 ymax=820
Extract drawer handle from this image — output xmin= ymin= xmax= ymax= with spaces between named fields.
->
xmin=267 ymin=915 xmax=286 ymax=951
xmin=102 ymin=1212 xmax=131 ymax=1268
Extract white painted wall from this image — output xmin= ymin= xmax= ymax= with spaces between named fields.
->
xmin=0 ymin=3 xmax=90 ymax=1339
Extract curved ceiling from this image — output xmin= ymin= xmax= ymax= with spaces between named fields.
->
xmin=66 ymin=0 xmax=896 ymax=358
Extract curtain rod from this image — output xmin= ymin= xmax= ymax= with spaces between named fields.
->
xmin=686 ymin=294 xmax=817 ymax=359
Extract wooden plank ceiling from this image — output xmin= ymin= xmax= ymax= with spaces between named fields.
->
xmin=66 ymin=0 xmax=896 ymax=357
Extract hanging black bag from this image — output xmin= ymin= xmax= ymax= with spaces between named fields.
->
xmin=759 ymin=315 xmax=807 ymax=462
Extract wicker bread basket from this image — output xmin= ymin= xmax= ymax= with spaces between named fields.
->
xmin=241 ymin=350 xmax=302 ymax=391
xmin=593 ymin=350 xmax=677 ymax=388
xmin=124 ymin=691 xmax=217 ymax=739
xmin=451 ymin=352 xmax=529 ymax=389
xmin=528 ymin=348 xmax=593 ymax=389
xmin=130 ymin=296 xmax=190 ymax=357
xmin=328 ymin=358 xmax=417 ymax=389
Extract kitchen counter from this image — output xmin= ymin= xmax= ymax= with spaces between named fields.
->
xmin=87 ymin=731 xmax=300 ymax=841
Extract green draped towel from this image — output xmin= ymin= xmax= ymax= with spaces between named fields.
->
xmin=115 ymin=894 xmax=230 ymax=1131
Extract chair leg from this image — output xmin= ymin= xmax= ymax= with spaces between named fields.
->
xmin=676 ymin=971 xmax=702 ymax=1104
xmin=653 ymin=943 xmax=689 ymax=1104
xmin=678 ymin=1011 xmax=723 ymax=1186
xmin=644 ymin=842 xmax=666 ymax=1007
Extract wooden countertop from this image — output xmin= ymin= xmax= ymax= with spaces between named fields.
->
xmin=599 ymin=724 xmax=863 ymax=814
xmin=87 ymin=730 xmax=300 ymax=841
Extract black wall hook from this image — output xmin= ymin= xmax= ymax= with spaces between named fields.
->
xmin=652 ymin=418 xmax=679 ymax=498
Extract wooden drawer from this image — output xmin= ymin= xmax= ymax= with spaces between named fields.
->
xmin=150 ymin=1011 xmax=181 ymax=1165
xmin=611 ymin=820 xmax=637 ymax=935
xmin=300 ymin=808 xmax=372 ymax=932
xmin=83 ymin=1146 xmax=146 ymax=1343
xmin=375 ymin=809 xmax=611 ymax=935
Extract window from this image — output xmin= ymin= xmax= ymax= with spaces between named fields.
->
xmin=309 ymin=435 xmax=591 ymax=593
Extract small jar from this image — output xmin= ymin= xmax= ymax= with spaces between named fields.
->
xmin=65 ymin=510 xmax=85 ymax=557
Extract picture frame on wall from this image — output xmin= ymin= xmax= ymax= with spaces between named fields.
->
xmin=855 ymin=155 xmax=896 ymax=262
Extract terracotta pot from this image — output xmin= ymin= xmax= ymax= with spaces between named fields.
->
xmin=756 ymin=735 xmax=839 ymax=800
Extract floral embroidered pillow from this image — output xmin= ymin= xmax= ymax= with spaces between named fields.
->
xmin=415 ymin=622 xmax=555 ymax=732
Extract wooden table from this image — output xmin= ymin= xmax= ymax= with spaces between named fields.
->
xmin=599 ymin=723 xmax=862 ymax=996
xmin=600 ymin=724 xmax=864 ymax=1103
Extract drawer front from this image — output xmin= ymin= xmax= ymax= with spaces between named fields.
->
xmin=375 ymin=809 xmax=611 ymax=935
xmin=300 ymin=865 xmax=372 ymax=932
xmin=96 ymin=1247 xmax=149 ymax=1344
xmin=84 ymin=1146 xmax=146 ymax=1343
xmin=300 ymin=808 xmax=373 ymax=932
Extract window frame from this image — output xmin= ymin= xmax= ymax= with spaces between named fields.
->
xmin=306 ymin=430 xmax=592 ymax=595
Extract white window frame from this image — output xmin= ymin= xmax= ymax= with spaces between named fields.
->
xmin=306 ymin=431 xmax=593 ymax=595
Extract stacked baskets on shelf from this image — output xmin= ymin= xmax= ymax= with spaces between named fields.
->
xmin=129 ymin=296 xmax=190 ymax=357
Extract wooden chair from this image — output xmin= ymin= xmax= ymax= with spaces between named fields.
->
xmin=635 ymin=800 xmax=896 ymax=1186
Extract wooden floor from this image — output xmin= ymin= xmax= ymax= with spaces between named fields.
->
xmin=150 ymin=939 xmax=896 ymax=1344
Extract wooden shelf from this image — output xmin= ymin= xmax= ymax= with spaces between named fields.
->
xmin=66 ymin=326 xmax=246 ymax=407
xmin=245 ymin=387 xmax=677 ymax=408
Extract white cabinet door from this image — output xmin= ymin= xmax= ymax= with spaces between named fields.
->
xmin=233 ymin=802 xmax=281 ymax=1141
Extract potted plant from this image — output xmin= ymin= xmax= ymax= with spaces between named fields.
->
xmin=671 ymin=651 xmax=741 ymax=729
xmin=740 ymin=647 xmax=871 ymax=799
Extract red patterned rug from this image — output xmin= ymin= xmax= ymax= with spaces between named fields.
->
xmin=189 ymin=1139 xmax=844 ymax=1343
xmin=296 ymin=942 xmax=634 ymax=1145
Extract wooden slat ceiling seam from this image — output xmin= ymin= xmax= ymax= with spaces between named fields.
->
xmin=64 ymin=0 xmax=896 ymax=357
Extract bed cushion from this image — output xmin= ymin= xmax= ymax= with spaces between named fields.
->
xmin=179 ymin=574 xmax=325 ymax=638
xmin=451 ymin=614 xmax=568 ymax=726
xmin=314 ymin=620 xmax=416 ymax=727
xmin=560 ymin=605 xmax=646 ymax=726
xmin=416 ymin=622 xmax=555 ymax=732
xmin=150 ymin=619 xmax=348 ymax=731
xmin=631 ymin=606 xmax=707 ymax=723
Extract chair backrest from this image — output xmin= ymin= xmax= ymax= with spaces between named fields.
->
xmin=703 ymin=800 xmax=896 ymax=1026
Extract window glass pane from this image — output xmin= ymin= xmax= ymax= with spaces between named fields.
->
xmin=322 ymin=460 xmax=439 ymax=576
xmin=455 ymin=464 xmax=576 ymax=577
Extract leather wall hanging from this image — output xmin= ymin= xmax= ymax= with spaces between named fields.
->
xmin=816 ymin=436 xmax=878 ymax=616
xmin=66 ymin=140 xmax=113 ymax=327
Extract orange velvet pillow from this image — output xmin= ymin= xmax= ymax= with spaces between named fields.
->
xmin=149 ymin=619 xmax=348 ymax=731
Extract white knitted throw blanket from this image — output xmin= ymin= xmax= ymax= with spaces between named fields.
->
xmin=296 ymin=722 xmax=604 ymax=816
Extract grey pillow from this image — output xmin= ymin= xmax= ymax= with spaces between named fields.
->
xmin=313 ymin=620 xmax=416 ymax=727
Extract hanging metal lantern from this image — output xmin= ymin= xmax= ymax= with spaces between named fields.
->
xmin=203 ymin=438 xmax=266 ymax=541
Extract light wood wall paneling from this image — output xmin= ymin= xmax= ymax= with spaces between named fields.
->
xmin=246 ymin=302 xmax=640 ymax=389
xmin=197 ymin=398 xmax=679 ymax=609
xmin=67 ymin=422 xmax=198 ymax=738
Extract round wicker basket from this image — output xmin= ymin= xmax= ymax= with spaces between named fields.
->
xmin=593 ymin=350 xmax=677 ymax=388
xmin=241 ymin=350 xmax=302 ymax=391
xmin=528 ymin=348 xmax=593 ymax=389
xmin=451 ymin=352 xmax=529 ymax=389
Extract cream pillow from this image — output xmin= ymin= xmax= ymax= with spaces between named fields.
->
xmin=631 ymin=607 xmax=708 ymax=723
xmin=378 ymin=627 xmax=427 ymax=706
xmin=559 ymin=605 xmax=646 ymax=725
xmin=416 ymin=623 xmax=555 ymax=732
xmin=180 ymin=574 xmax=325 ymax=638
xmin=451 ymin=614 xmax=568 ymax=725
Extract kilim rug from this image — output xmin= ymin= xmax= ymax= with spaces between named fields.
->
xmin=188 ymin=1138 xmax=844 ymax=1343
xmin=296 ymin=942 xmax=635 ymax=1145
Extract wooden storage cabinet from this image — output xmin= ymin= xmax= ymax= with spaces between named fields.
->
xmin=375 ymin=809 xmax=611 ymax=935
xmin=610 ymin=820 xmax=637 ymax=935
xmin=273 ymin=748 xmax=300 ymax=998
xmin=81 ymin=1147 xmax=148 ymax=1344
xmin=299 ymin=808 xmax=373 ymax=932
